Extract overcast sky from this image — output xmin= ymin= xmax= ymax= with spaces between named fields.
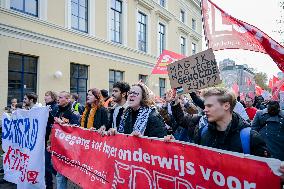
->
xmin=203 ymin=0 xmax=283 ymax=80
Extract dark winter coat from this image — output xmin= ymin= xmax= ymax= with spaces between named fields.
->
xmin=82 ymin=106 xmax=109 ymax=129
xmin=120 ymin=108 xmax=167 ymax=138
xmin=171 ymin=102 xmax=269 ymax=157
xmin=55 ymin=102 xmax=80 ymax=125
xmin=107 ymin=105 xmax=126 ymax=130
xmin=45 ymin=101 xmax=58 ymax=144
xmin=252 ymin=109 xmax=284 ymax=160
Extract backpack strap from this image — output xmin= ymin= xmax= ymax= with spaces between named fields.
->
xmin=240 ymin=127 xmax=251 ymax=154
xmin=200 ymin=125 xmax=208 ymax=138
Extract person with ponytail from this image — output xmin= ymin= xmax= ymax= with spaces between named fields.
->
xmin=80 ymin=88 xmax=108 ymax=130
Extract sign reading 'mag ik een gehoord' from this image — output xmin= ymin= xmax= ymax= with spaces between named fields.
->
xmin=167 ymin=48 xmax=222 ymax=94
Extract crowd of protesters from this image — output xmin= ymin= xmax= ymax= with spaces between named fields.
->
xmin=3 ymin=80 xmax=284 ymax=188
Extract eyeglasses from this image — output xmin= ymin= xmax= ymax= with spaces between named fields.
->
xmin=128 ymin=91 xmax=140 ymax=97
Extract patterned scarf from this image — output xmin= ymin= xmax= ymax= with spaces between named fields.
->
xmin=80 ymin=105 xmax=98 ymax=129
xmin=118 ymin=106 xmax=155 ymax=135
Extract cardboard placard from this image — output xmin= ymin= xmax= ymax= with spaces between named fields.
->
xmin=167 ymin=48 xmax=221 ymax=94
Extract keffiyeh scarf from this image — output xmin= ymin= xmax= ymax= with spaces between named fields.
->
xmin=118 ymin=106 xmax=155 ymax=135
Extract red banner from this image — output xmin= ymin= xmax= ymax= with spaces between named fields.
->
xmin=152 ymin=50 xmax=185 ymax=74
xmin=202 ymin=0 xmax=284 ymax=71
xmin=51 ymin=124 xmax=281 ymax=189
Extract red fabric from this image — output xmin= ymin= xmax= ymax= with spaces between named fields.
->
xmin=272 ymin=78 xmax=284 ymax=100
xmin=246 ymin=79 xmax=252 ymax=86
xmin=232 ymin=83 xmax=239 ymax=96
xmin=51 ymin=124 xmax=280 ymax=189
xmin=152 ymin=50 xmax=185 ymax=74
xmin=268 ymin=79 xmax=273 ymax=89
xmin=202 ymin=0 xmax=284 ymax=71
xmin=273 ymin=76 xmax=279 ymax=86
xmin=255 ymin=85 xmax=263 ymax=96
xmin=245 ymin=107 xmax=258 ymax=120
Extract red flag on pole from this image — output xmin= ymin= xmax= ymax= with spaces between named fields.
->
xmin=201 ymin=0 xmax=284 ymax=71
xmin=273 ymin=75 xmax=280 ymax=86
xmin=152 ymin=50 xmax=185 ymax=74
xmin=268 ymin=79 xmax=273 ymax=89
xmin=255 ymin=85 xmax=263 ymax=96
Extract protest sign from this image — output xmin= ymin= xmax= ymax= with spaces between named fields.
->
xmin=2 ymin=107 xmax=49 ymax=189
xmin=51 ymin=123 xmax=281 ymax=189
xmin=152 ymin=50 xmax=185 ymax=74
xmin=167 ymin=48 xmax=221 ymax=94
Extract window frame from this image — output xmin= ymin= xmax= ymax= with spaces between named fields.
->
xmin=8 ymin=52 xmax=38 ymax=106
xmin=158 ymin=22 xmax=166 ymax=55
xmin=109 ymin=69 xmax=124 ymax=92
xmin=192 ymin=18 xmax=196 ymax=31
xmin=71 ymin=0 xmax=89 ymax=33
xmin=180 ymin=36 xmax=186 ymax=55
xmin=138 ymin=74 xmax=148 ymax=84
xmin=137 ymin=11 xmax=147 ymax=52
xmin=159 ymin=78 xmax=166 ymax=98
xmin=180 ymin=9 xmax=185 ymax=23
xmin=10 ymin=0 xmax=39 ymax=17
xmin=159 ymin=0 xmax=166 ymax=7
xmin=70 ymin=63 xmax=89 ymax=104
xmin=110 ymin=0 xmax=123 ymax=44
xmin=192 ymin=42 xmax=196 ymax=55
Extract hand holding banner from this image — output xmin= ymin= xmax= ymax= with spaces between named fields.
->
xmin=167 ymin=48 xmax=221 ymax=94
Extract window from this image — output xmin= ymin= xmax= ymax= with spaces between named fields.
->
xmin=180 ymin=10 xmax=185 ymax=23
xmin=139 ymin=74 xmax=148 ymax=84
xmin=158 ymin=23 xmax=166 ymax=55
xmin=159 ymin=78 xmax=166 ymax=97
xmin=138 ymin=12 xmax=147 ymax=52
xmin=71 ymin=0 xmax=88 ymax=32
xmin=111 ymin=0 xmax=122 ymax=43
xmin=109 ymin=70 xmax=124 ymax=92
xmin=192 ymin=43 xmax=196 ymax=55
xmin=192 ymin=18 xmax=196 ymax=31
xmin=70 ymin=63 xmax=88 ymax=104
xmin=159 ymin=0 xmax=165 ymax=7
xmin=10 ymin=0 xmax=38 ymax=17
xmin=8 ymin=53 xmax=37 ymax=106
xmin=180 ymin=37 xmax=186 ymax=55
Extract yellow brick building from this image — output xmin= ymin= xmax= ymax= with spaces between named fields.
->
xmin=0 ymin=0 xmax=202 ymax=109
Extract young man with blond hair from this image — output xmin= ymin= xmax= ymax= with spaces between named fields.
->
xmin=166 ymin=87 xmax=268 ymax=157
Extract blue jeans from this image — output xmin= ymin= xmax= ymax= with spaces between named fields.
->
xmin=56 ymin=173 xmax=67 ymax=189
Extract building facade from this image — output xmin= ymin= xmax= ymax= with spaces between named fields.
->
xmin=0 ymin=0 xmax=202 ymax=109
xmin=219 ymin=59 xmax=255 ymax=93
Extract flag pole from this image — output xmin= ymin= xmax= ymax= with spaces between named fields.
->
xmin=200 ymin=0 xmax=209 ymax=48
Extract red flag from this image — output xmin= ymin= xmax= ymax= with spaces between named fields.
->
xmin=268 ymin=79 xmax=273 ymax=89
xmin=255 ymin=85 xmax=263 ymax=96
xmin=202 ymin=0 xmax=284 ymax=71
xmin=272 ymin=78 xmax=284 ymax=100
xmin=152 ymin=50 xmax=185 ymax=74
xmin=232 ymin=83 xmax=239 ymax=96
xmin=246 ymin=78 xmax=252 ymax=86
xmin=273 ymin=75 xmax=279 ymax=86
